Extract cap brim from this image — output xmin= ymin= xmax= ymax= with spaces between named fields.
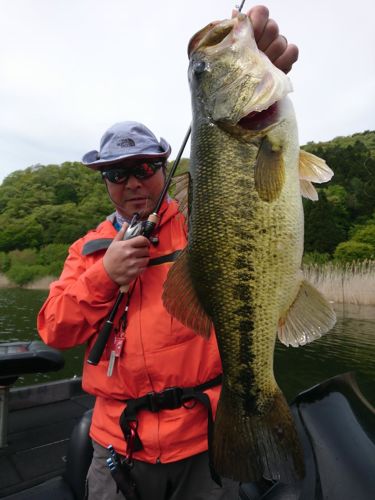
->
xmin=82 ymin=139 xmax=171 ymax=170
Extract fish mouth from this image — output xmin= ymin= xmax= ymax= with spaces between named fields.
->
xmin=238 ymin=103 xmax=280 ymax=131
xmin=188 ymin=19 xmax=231 ymax=57
xmin=189 ymin=15 xmax=292 ymax=127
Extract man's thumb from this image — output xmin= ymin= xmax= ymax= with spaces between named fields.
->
xmin=114 ymin=222 xmax=129 ymax=241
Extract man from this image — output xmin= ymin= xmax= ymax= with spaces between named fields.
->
xmin=38 ymin=6 xmax=298 ymax=500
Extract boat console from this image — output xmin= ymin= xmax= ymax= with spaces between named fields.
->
xmin=0 ymin=341 xmax=64 ymax=447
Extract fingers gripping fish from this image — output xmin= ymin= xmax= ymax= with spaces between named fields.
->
xmin=163 ymin=14 xmax=336 ymax=483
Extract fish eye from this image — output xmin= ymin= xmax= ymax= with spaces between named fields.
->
xmin=192 ymin=60 xmax=207 ymax=75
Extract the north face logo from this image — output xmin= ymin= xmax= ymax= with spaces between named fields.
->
xmin=117 ymin=138 xmax=135 ymax=148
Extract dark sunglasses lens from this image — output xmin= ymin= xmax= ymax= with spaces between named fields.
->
xmin=103 ymin=161 xmax=164 ymax=183
xmin=133 ymin=161 xmax=164 ymax=179
xmin=102 ymin=170 xmax=128 ymax=184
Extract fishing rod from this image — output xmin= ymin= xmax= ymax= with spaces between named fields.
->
xmin=236 ymin=1 xmax=246 ymax=12
xmin=87 ymin=0 xmax=247 ymax=366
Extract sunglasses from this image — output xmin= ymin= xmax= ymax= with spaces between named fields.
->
xmin=101 ymin=160 xmax=165 ymax=184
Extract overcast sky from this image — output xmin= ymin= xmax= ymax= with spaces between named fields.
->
xmin=1 ymin=0 xmax=374 ymax=184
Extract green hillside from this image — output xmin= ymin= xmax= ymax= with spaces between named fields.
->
xmin=301 ymin=130 xmax=375 ymax=262
xmin=0 ymin=130 xmax=374 ymax=284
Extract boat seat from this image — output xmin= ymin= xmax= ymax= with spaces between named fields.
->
xmin=64 ymin=408 xmax=94 ymax=499
xmin=0 ymin=341 xmax=64 ymax=448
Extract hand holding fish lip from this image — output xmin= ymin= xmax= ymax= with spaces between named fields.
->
xmin=234 ymin=5 xmax=299 ymax=73
xmin=189 ymin=6 xmax=298 ymax=75
xmin=188 ymin=15 xmax=293 ymax=123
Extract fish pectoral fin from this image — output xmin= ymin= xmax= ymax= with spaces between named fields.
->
xmin=255 ymin=136 xmax=285 ymax=202
xmin=299 ymin=150 xmax=334 ymax=185
xmin=162 ymin=247 xmax=212 ymax=338
xmin=278 ymin=279 xmax=336 ymax=347
xmin=299 ymin=179 xmax=318 ymax=201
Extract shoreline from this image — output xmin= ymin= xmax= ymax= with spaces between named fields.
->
xmin=0 ymin=274 xmax=56 ymax=290
xmin=1 ymin=267 xmax=374 ymax=306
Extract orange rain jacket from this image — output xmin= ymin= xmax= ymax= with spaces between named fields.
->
xmin=38 ymin=199 xmax=222 ymax=463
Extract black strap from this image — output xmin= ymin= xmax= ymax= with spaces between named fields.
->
xmin=82 ymin=237 xmax=182 ymax=267
xmin=148 ymin=250 xmax=182 ymax=266
xmin=82 ymin=238 xmax=113 ymax=255
xmin=119 ymin=374 xmax=223 ymax=485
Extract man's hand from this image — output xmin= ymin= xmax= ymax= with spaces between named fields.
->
xmin=235 ymin=5 xmax=299 ymax=73
xmin=103 ymin=223 xmax=150 ymax=287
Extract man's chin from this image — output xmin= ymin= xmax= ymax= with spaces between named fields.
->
xmin=117 ymin=201 xmax=152 ymax=220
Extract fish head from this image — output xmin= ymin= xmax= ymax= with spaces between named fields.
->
xmin=188 ymin=14 xmax=293 ymax=126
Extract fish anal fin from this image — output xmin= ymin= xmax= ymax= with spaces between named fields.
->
xmin=278 ymin=279 xmax=336 ymax=347
xmin=299 ymin=150 xmax=334 ymax=183
xmin=213 ymin=385 xmax=305 ymax=482
xmin=255 ymin=136 xmax=285 ymax=202
xmin=162 ymin=248 xmax=212 ymax=338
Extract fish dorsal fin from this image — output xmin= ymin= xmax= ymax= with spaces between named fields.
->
xmin=299 ymin=150 xmax=334 ymax=183
xmin=170 ymin=172 xmax=190 ymax=218
xmin=162 ymin=248 xmax=213 ymax=338
xmin=278 ymin=279 xmax=336 ymax=347
xmin=299 ymin=179 xmax=318 ymax=201
xmin=255 ymin=136 xmax=285 ymax=202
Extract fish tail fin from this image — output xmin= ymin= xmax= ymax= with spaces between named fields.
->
xmin=212 ymin=385 xmax=305 ymax=483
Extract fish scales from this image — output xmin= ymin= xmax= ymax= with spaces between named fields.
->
xmin=189 ymin=115 xmax=304 ymax=481
xmin=163 ymin=13 xmax=336 ymax=483
xmin=190 ymin=115 xmax=304 ymax=401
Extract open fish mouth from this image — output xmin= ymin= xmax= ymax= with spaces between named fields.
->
xmin=238 ymin=103 xmax=280 ymax=131
xmin=188 ymin=14 xmax=292 ymax=125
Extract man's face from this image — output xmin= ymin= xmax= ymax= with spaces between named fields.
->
xmin=102 ymin=158 xmax=166 ymax=220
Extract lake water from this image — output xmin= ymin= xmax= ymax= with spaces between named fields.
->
xmin=0 ymin=288 xmax=374 ymax=406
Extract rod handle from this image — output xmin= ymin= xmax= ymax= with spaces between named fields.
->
xmin=87 ymin=320 xmax=114 ymax=365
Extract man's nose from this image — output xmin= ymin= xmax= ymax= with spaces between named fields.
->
xmin=125 ymin=175 xmax=142 ymax=188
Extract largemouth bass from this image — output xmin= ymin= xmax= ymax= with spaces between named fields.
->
xmin=163 ymin=14 xmax=336 ymax=483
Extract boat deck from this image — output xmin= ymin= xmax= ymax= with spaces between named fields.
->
xmin=0 ymin=378 xmax=94 ymax=498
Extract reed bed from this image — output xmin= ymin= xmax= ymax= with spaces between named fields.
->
xmin=303 ymin=260 xmax=375 ymax=306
